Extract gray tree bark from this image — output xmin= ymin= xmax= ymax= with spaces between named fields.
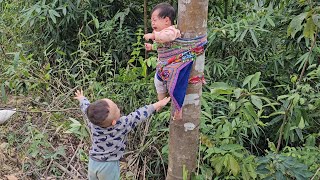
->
xmin=167 ymin=0 xmax=208 ymax=180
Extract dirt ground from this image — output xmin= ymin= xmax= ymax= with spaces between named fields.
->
xmin=0 ymin=96 xmax=29 ymax=179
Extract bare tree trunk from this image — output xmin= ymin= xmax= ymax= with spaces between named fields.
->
xmin=167 ymin=1 xmax=208 ymax=180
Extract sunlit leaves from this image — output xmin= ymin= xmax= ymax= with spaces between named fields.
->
xmin=287 ymin=12 xmax=307 ymax=38
xmin=251 ymin=95 xmax=262 ymax=109
xmin=303 ymin=17 xmax=316 ymax=40
xmin=242 ymin=72 xmax=261 ymax=90
xmin=205 ymin=144 xmax=256 ymax=178
xmin=65 ymin=118 xmax=89 ymax=140
xmin=288 ymin=10 xmax=319 ymax=41
xmin=48 ymin=9 xmax=60 ymax=23
xmin=249 ymin=29 xmax=258 ymax=47
xmin=256 ymin=153 xmax=313 ymax=179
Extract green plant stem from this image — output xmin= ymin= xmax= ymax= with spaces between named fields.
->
xmin=311 ymin=167 xmax=320 ymax=180
xmin=276 ymin=102 xmax=292 ymax=153
xmin=0 ymin=43 xmax=7 ymax=58
xmin=298 ymin=25 xmax=318 ymax=83
xmin=276 ymin=119 xmax=285 ymax=153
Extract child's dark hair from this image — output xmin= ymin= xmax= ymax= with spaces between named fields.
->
xmin=86 ymin=100 xmax=111 ymax=126
xmin=152 ymin=3 xmax=176 ymax=25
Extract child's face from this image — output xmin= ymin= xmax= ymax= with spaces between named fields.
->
xmin=100 ymin=98 xmax=121 ymax=127
xmin=151 ymin=9 xmax=170 ymax=32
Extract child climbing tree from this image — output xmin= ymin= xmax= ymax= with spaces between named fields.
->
xmin=167 ymin=0 xmax=208 ymax=180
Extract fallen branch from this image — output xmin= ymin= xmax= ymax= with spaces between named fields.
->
xmin=52 ymin=161 xmax=77 ymax=178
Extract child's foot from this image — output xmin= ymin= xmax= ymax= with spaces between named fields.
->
xmin=173 ymin=110 xmax=182 ymax=120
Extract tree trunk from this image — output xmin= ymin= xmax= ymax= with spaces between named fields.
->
xmin=167 ymin=1 xmax=208 ymax=180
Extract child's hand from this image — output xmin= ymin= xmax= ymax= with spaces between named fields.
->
xmin=74 ymin=89 xmax=85 ymax=101
xmin=145 ymin=43 xmax=152 ymax=51
xmin=153 ymin=97 xmax=171 ymax=110
xmin=144 ymin=33 xmax=155 ymax=41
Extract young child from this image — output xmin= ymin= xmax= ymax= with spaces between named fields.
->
xmin=144 ymin=2 xmax=181 ymax=101
xmin=74 ymin=89 xmax=170 ymax=180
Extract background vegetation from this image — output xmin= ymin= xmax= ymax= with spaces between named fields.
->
xmin=0 ymin=0 xmax=319 ymax=179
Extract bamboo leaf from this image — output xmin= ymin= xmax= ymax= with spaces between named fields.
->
xmin=20 ymin=10 xmax=33 ymax=27
xmin=266 ymin=16 xmax=275 ymax=27
xmin=242 ymin=74 xmax=254 ymax=87
xmin=51 ymin=9 xmax=60 ymax=17
xmin=93 ymin=18 xmax=99 ymax=29
xmin=249 ymin=29 xmax=258 ymax=47
xmin=239 ymin=29 xmax=248 ymax=41
xmin=298 ymin=116 xmax=305 ymax=129
xmin=49 ymin=10 xmax=57 ymax=23
xmin=251 ymin=72 xmax=261 ymax=89
xmin=244 ymin=102 xmax=258 ymax=119
xmin=62 ymin=6 xmax=67 ymax=16
xmin=234 ymin=88 xmax=242 ymax=99
xmin=13 ymin=52 xmax=20 ymax=69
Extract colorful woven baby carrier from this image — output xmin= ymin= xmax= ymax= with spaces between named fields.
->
xmin=156 ymin=35 xmax=207 ymax=111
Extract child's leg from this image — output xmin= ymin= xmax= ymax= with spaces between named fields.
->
xmin=154 ymin=74 xmax=168 ymax=111
xmin=98 ymin=161 xmax=120 ymax=180
xmin=88 ymin=158 xmax=120 ymax=180
xmin=157 ymin=93 xmax=167 ymax=100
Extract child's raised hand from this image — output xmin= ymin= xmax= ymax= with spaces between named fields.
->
xmin=144 ymin=33 xmax=155 ymax=41
xmin=145 ymin=43 xmax=152 ymax=51
xmin=74 ymin=89 xmax=84 ymax=101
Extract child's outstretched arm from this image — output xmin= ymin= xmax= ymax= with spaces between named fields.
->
xmin=154 ymin=27 xmax=181 ymax=43
xmin=74 ymin=89 xmax=90 ymax=117
xmin=144 ymin=32 xmax=155 ymax=41
xmin=124 ymin=97 xmax=171 ymax=133
xmin=152 ymin=97 xmax=171 ymax=110
xmin=144 ymin=32 xmax=155 ymax=51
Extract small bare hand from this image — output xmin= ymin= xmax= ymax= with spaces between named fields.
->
xmin=159 ymin=97 xmax=171 ymax=106
xmin=152 ymin=97 xmax=171 ymax=111
xmin=74 ymin=89 xmax=84 ymax=100
xmin=144 ymin=33 xmax=154 ymax=41
xmin=145 ymin=43 xmax=152 ymax=51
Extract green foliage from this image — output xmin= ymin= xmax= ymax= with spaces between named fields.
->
xmin=65 ymin=118 xmax=89 ymax=140
xmin=127 ymin=28 xmax=149 ymax=78
xmin=283 ymin=146 xmax=320 ymax=174
xmin=1 ymin=51 xmax=50 ymax=94
xmin=204 ymin=144 xmax=257 ymax=179
xmin=268 ymin=65 xmax=320 ymax=145
xmin=201 ymin=72 xmax=274 ymax=147
xmin=256 ymin=151 xmax=313 ymax=180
